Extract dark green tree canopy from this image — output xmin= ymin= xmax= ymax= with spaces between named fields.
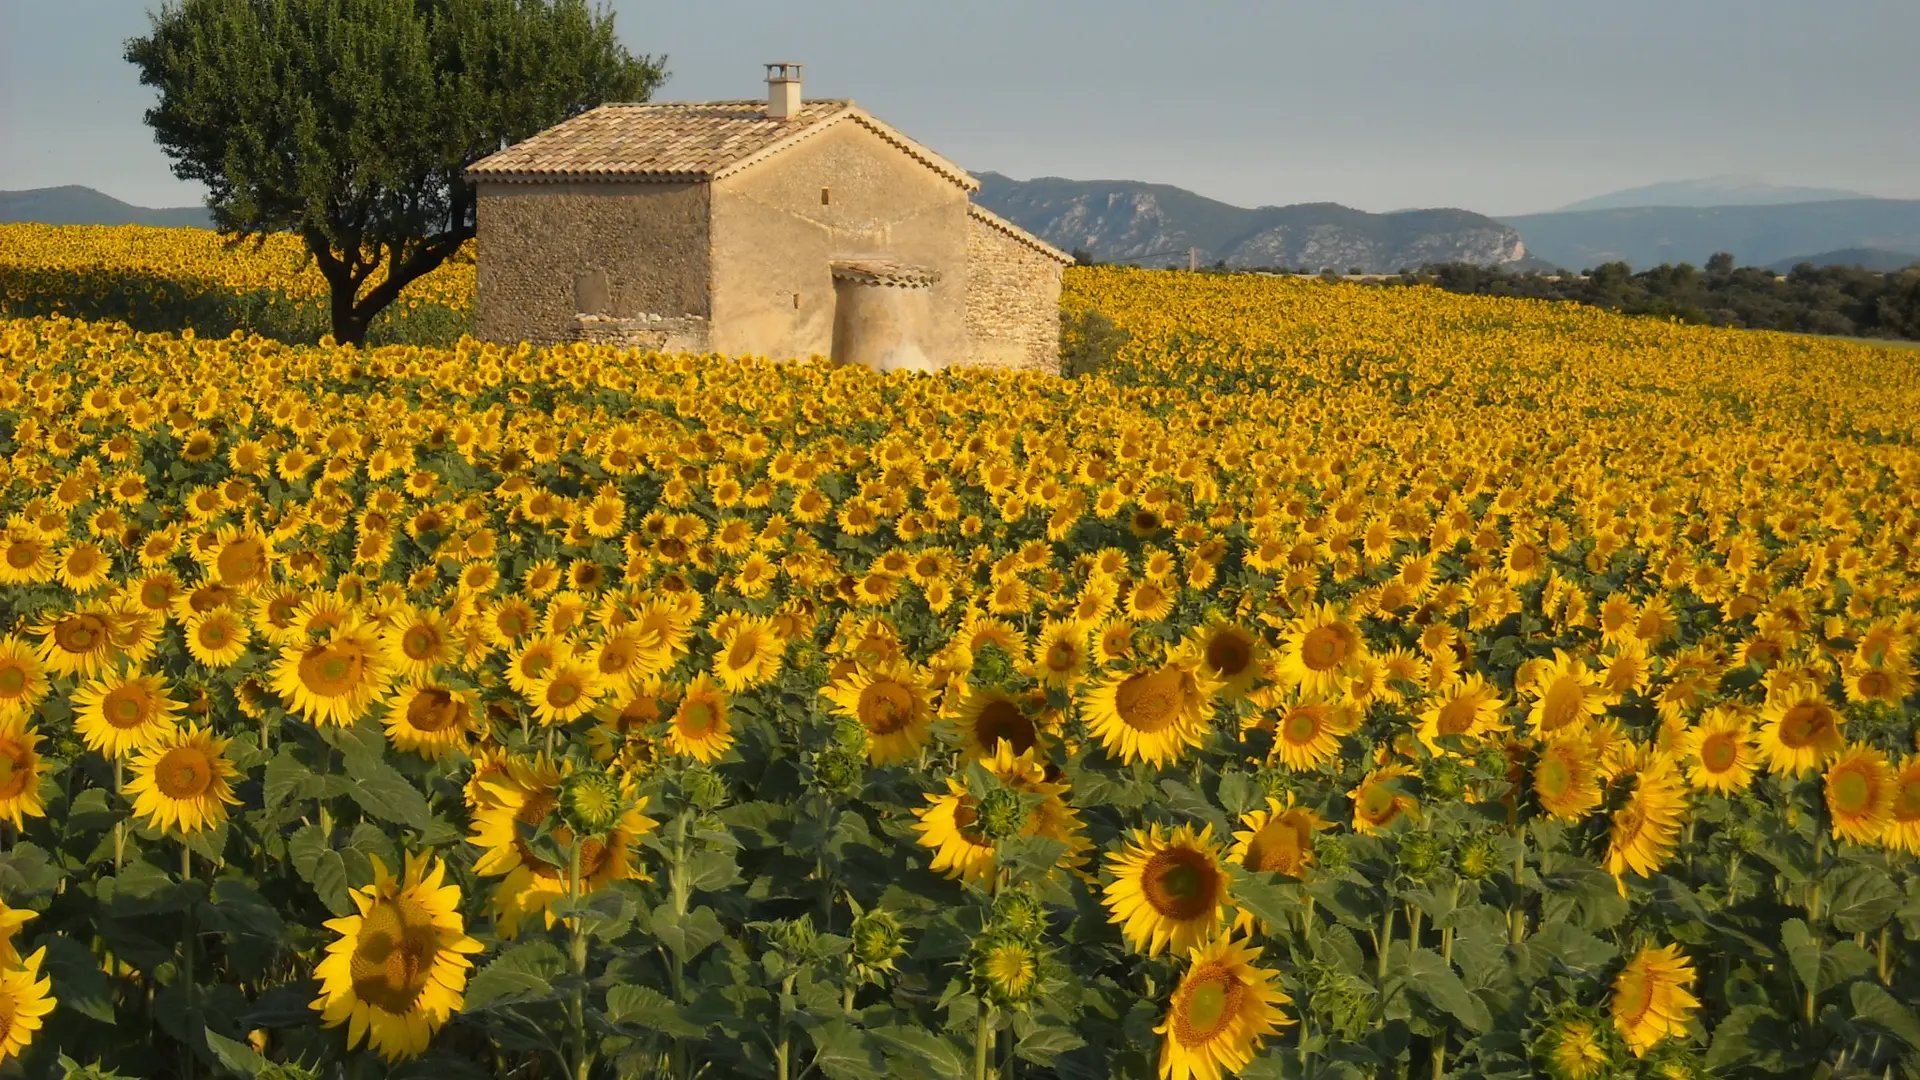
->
xmin=127 ymin=0 xmax=666 ymax=345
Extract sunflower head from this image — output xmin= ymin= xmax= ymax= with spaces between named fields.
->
xmin=847 ymin=906 xmax=907 ymax=982
xmin=971 ymin=931 xmax=1045 ymax=1008
xmin=558 ymin=768 xmax=627 ymax=837
xmin=1533 ymin=1007 xmax=1624 ymax=1080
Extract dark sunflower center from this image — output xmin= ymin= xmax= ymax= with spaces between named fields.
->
xmin=350 ymin=898 xmax=438 ymax=1013
xmin=406 ymin=689 xmax=461 ymax=733
xmin=1115 ymin=667 xmax=1185 ymax=734
xmin=1540 ymin=677 xmax=1584 ymax=731
xmin=1301 ymin=626 xmax=1348 ymax=671
xmin=155 ymin=746 xmax=212 ymax=798
xmin=858 ymin=681 xmax=915 ymax=735
xmin=976 ymin=700 xmax=1035 ymax=754
xmin=1143 ymin=849 xmax=1219 ymax=919
xmin=1206 ymin=634 xmax=1251 ymax=677
xmin=1700 ymin=734 xmax=1738 ymax=773
xmin=1831 ymin=770 xmax=1871 ymax=814
xmin=1173 ymin=968 xmax=1244 ymax=1047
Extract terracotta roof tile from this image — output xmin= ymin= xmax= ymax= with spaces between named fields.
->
xmin=466 ymin=100 xmax=978 ymax=192
xmin=968 ymin=203 xmax=1075 ymax=265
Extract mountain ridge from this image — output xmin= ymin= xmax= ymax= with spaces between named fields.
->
xmin=972 ymin=172 xmax=1530 ymax=273
xmin=1 ymin=185 xmax=213 ymax=229
xmin=1548 ymin=176 xmax=1870 ymax=213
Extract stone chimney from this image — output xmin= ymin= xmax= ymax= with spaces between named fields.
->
xmin=765 ymin=62 xmax=802 ymax=120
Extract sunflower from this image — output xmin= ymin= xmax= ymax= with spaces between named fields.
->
xmin=0 ymin=900 xmax=33 ymax=965
xmin=0 ymin=946 xmax=55 ymax=1064
xmin=468 ymin=757 xmax=658 ymax=938
xmin=1192 ymin=618 xmax=1264 ymax=700
xmin=1155 ymin=935 xmax=1292 ymax=1080
xmin=666 ymin=674 xmax=734 ymax=763
xmin=183 ymin=607 xmax=252 ymax=668
xmin=526 ymin=655 xmax=606 ymax=727
xmin=1524 ymin=649 xmax=1606 ymax=737
xmin=1757 ymin=680 xmax=1845 ymax=777
xmin=1103 ymin=823 xmax=1233 ymax=957
xmin=506 ymin=634 xmax=573 ymax=696
xmin=1029 ymin=619 xmax=1089 ymax=691
xmin=1414 ymin=673 xmax=1508 ymax=755
xmin=912 ymin=743 xmax=1084 ymax=884
xmin=821 ymin=662 xmax=935 ymax=765
xmin=1885 ymin=757 xmax=1920 ymax=856
xmin=1843 ymin=659 xmax=1914 ymax=706
xmin=311 ymin=851 xmax=485 ymax=1062
xmin=590 ymin=626 xmax=664 ymax=697
xmin=123 ymin=722 xmax=242 ymax=835
xmin=1677 ymin=707 xmax=1757 ymax=794
xmin=1267 ymin=698 xmax=1357 ymax=772
xmin=56 ymin=541 xmax=114 ymax=593
xmin=0 ymin=638 xmax=49 ymax=721
xmin=1348 ymin=764 xmax=1420 ymax=835
xmin=0 ymin=529 xmax=58 ymax=586
xmin=1823 ymin=743 xmax=1894 ymax=845
xmin=1532 ymin=734 xmax=1603 ymax=821
xmin=72 ymin=668 xmax=183 ymax=758
xmin=0 ymin=716 xmax=48 ymax=829
xmin=953 ymin=687 xmax=1045 ymax=761
xmin=1081 ymin=646 xmax=1220 ymax=767
xmin=1610 ymin=944 xmax=1699 ymax=1057
xmin=383 ymin=682 xmax=477 ymax=760
xmin=1605 ymin=758 xmax=1688 ymax=890
xmin=1274 ymin=603 xmax=1366 ymax=697
xmin=382 ymin=607 xmax=461 ymax=682
xmin=32 ymin=608 xmax=121 ymax=678
xmin=1227 ymin=793 xmax=1324 ymax=935
xmin=712 ymin=615 xmax=784 ymax=692
xmin=272 ymin=622 xmax=394 ymax=728
xmin=1534 ymin=1013 xmax=1621 ymax=1080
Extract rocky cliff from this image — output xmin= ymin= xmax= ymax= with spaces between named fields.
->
xmin=972 ymin=173 xmax=1528 ymax=272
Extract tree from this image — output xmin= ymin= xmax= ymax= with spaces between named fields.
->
xmin=1706 ymin=251 xmax=1736 ymax=276
xmin=126 ymin=0 xmax=667 ymax=346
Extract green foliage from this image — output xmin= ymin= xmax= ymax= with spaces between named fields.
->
xmin=1058 ymin=307 xmax=1130 ymax=378
xmin=123 ymin=0 xmax=666 ymax=344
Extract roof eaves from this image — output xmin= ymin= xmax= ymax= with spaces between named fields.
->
xmin=967 ymin=203 xmax=1074 ymax=264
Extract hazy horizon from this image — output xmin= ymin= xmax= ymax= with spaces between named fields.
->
xmin=4 ymin=0 xmax=1917 ymax=218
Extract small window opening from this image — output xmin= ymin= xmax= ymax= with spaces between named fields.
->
xmin=820 ymin=187 xmax=831 ymax=205
xmin=793 ymin=292 xmax=801 ymax=308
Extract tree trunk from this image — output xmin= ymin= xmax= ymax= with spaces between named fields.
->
xmin=330 ymin=286 xmax=373 ymax=348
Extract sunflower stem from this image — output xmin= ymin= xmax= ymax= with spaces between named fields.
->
xmin=776 ymin=973 xmax=796 ymax=1080
xmin=1507 ymin=834 xmax=1526 ymax=944
xmin=181 ymin=843 xmax=195 ymax=1080
xmin=1431 ymin=1032 xmax=1445 ymax=1079
xmin=974 ymin=1000 xmax=996 ymax=1080
xmin=1376 ymin=903 xmax=1393 ymax=985
xmin=1878 ymin=925 xmax=1892 ymax=985
xmin=113 ymin=760 xmax=126 ymax=871
xmin=569 ymin=838 xmax=591 ymax=1080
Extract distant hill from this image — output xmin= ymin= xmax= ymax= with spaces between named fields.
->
xmin=971 ymin=172 xmax=1529 ymax=273
xmin=1494 ymin=199 xmax=1920 ymax=273
xmin=0 ymin=185 xmax=213 ymax=229
xmin=1763 ymin=247 xmax=1920 ymax=273
xmin=1549 ymin=176 xmax=1869 ymax=213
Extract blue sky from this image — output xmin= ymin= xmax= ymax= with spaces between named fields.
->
xmin=3 ymin=0 xmax=1916 ymax=216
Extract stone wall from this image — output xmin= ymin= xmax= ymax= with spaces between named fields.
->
xmin=568 ymin=313 xmax=711 ymax=355
xmin=475 ymin=181 xmax=709 ymax=347
xmin=964 ymin=212 xmax=1064 ymax=373
xmin=709 ymin=121 xmax=971 ymax=363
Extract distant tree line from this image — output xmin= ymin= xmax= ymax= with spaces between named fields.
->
xmin=1069 ymin=247 xmax=1920 ymax=343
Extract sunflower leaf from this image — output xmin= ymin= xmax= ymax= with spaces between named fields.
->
xmin=262 ymin=747 xmax=317 ymax=810
xmin=464 ymin=940 xmax=566 ymax=1011
xmin=648 ymin=903 xmax=725 ymax=964
xmin=805 ymin=1019 xmax=887 ymax=1080
xmin=287 ymin=823 xmax=352 ymax=916
xmin=872 ymin=1026 xmax=970 ymax=1080
xmin=1850 ymin=981 xmax=1920 ymax=1050
xmin=1823 ymin=865 xmax=1899 ymax=934
xmin=1400 ymin=947 xmax=1491 ymax=1033
xmin=606 ymin=983 xmax=703 ymax=1038
xmin=35 ymin=933 xmax=117 ymax=1024
xmin=204 ymin=1030 xmax=268 ymax=1077
xmin=340 ymin=748 xmax=431 ymax=831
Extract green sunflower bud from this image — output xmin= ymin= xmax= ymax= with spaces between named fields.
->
xmin=1256 ymin=767 xmax=1296 ymax=801
xmin=557 ymin=768 xmax=625 ymax=837
xmin=972 ymin=642 xmax=1017 ymax=688
xmin=848 ymin=908 xmax=907 ymax=980
xmin=991 ymin=889 xmax=1048 ymax=943
xmin=1396 ymin=831 xmax=1447 ymax=881
xmin=1314 ymin=832 xmax=1351 ymax=874
xmin=1456 ymin=833 xmax=1502 ymax=881
xmin=1423 ymin=756 xmax=1469 ymax=802
xmin=1641 ymin=1042 xmax=1709 ymax=1080
xmin=767 ymin=915 xmax=819 ymax=962
xmin=971 ymin=931 xmax=1043 ymax=1008
xmin=810 ymin=746 xmax=865 ymax=794
xmin=974 ymin=786 xmax=1027 ymax=842
xmin=831 ymin=717 xmax=869 ymax=752
xmin=682 ymin=763 xmax=728 ymax=811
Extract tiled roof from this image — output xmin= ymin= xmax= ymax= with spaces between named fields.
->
xmin=466 ymin=100 xmax=979 ymax=192
xmin=967 ymin=203 xmax=1075 ymax=265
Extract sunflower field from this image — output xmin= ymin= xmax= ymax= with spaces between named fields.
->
xmin=0 ymin=249 xmax=1918 ymax=1080
xmin=0 ymin=224 xmax=475 ymax=347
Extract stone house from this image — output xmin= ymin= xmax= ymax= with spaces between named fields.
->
xmin=465 ymin=63 xmax=1072 ymax=373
